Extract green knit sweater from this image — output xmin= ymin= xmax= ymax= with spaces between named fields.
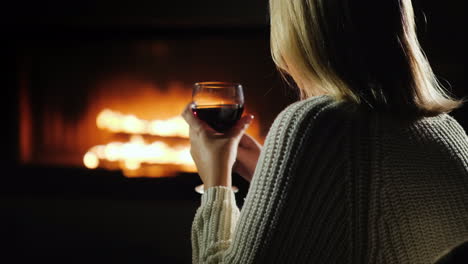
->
xmin=191 ymin=95 xmax=468 ymax=263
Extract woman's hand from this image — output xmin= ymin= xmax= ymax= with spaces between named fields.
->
xmin=233 ymin=134 xmax=262 ymax=182
xmin=181 ymin=104 xmax=254 ymax=190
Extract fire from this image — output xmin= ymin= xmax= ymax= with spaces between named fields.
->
xmin=84 ymin=104 xmax=261 ymax=177
xmin=84 ymin=135 xmax=194 ymax=171
xmin=84 ymin=109 xmax=195 ymax=177
xmin=96 ymin=109 xmax=189 ymax=138
xmin=83 ymin=152 xmax=99 ymax=169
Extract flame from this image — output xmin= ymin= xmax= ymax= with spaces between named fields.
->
xmin=83 ymin=152 xmax=99 ymax=169
xmin=96 ymin=109 xmax=189 ymax=138
xmin=85 ymin=135 xmax=195 ymax=172
xmin=85 ymin=109 xmax=195 ymax=177
xmin=85 ymin=105 xmax=261 ymax=177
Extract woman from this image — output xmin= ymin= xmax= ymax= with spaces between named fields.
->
xmin=182 ymin=0 xmax=468 ymax=263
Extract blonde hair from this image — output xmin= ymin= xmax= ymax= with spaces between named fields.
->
xmin=270 ymin=0 xmax=463 ymax=115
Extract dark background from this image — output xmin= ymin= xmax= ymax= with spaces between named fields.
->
xmin=1 ymin=1 xmax=466 ymax=263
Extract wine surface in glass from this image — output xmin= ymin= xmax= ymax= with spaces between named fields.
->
xmin=192 ymin=104 xmax=244 ymax=133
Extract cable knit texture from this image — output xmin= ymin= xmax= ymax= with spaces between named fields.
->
xmin=191 ymin=95 xmax=468 ymax=264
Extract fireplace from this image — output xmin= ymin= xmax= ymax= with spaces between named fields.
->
xmin=14 ymin=27 xmax=295 ymax=182
xmin=3 ymin=25 xmax=298 ymax=263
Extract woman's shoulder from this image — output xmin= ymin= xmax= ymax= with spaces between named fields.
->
xmin=280 ymin=94 xmax=338 ymax=115
xmin=273 ymin=95 xmax=356 ymax=129
xmin=265 ymin=95 xmax=357 ymax=143
xmin=402 ymin=113 xmax=468 ymax=152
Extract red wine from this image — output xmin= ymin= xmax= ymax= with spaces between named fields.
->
xmin=192 ymin=104 xmax=244 ymax=133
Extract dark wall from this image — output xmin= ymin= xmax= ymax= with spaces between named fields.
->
xmin=1 ymin=0 xmax=269 ymax=27
xmin=415 ymin=0 xmax=467 ymax=127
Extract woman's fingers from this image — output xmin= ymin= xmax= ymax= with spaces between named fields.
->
xmin=226 ymin=115 xmax=254 ymax=138
xmin=182 ymin=103 xmax=253 ymax=137
xmin=181 ymin=103 xmax=216 ymax=134
xmin=239 ymin=133 xmax=262 ymax=149
xmin=181 ymin=104 xmax=202 ymax=131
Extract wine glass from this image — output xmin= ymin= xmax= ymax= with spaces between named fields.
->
xmin=192 ymin=81 xmax=243 ymax=194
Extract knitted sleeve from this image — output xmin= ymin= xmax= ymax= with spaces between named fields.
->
xmin=191 ymin=186 xmax=240 ymax=263
xmin=191 ymin=95 xmax=349 ymax=263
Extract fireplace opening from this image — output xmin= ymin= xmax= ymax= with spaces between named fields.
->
xmin=17 ymin=30 xmax=294 ymax=181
